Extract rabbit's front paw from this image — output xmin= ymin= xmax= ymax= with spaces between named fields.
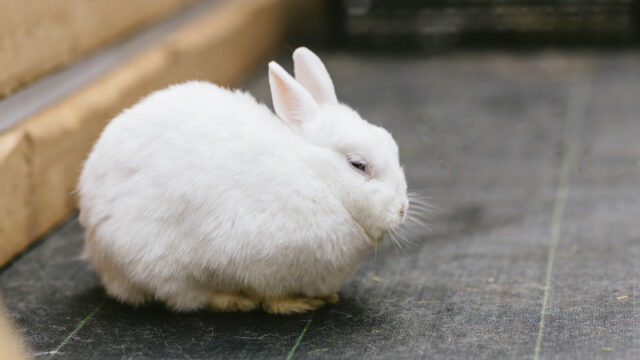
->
xmin=210 ymin=293 xmax=258 ymax=312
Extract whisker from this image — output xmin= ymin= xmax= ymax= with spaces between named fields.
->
xmin=388 ymin=228 xmax=408 ymax=253
xmin=407 ymin=191 xmax=445 ymax=214
xmin=388 ymin=227 xmax=415 ymax=251
xmin=381 ymin=188 xmax=435 ymax=252
xmin=374 ymin=237 xmax=378 ymax=263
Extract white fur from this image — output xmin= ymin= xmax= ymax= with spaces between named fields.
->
xmin=78 ymin=47 xmax=408 ymax=311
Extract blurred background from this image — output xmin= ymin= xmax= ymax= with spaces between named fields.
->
xmin=338 ymin=0 xmax=640 ymax=49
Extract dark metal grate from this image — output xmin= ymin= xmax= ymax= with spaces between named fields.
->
xmin=342 ymin=0 xmax=640 ymax=48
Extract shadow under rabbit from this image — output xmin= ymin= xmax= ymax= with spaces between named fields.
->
xmin=61 ymin=284 xmax=386 ymax=355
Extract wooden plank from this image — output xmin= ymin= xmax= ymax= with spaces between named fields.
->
xmin=0 ymin=128 xmax=29 ymax=266
xmin=0 ymin=0 xmax=199 ymax=98
xmin=0 ymin=0 xmax=226 ymax=134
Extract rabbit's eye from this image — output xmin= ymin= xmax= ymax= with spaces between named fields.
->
xmin=349 ymin=159 xmax=367 ymax=173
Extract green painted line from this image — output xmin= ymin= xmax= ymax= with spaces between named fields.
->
xmin=533 ymin=75 xmax=591 ymax=360
xmin=285 ymin=312 xmax=315 ymax=360
xmin=50 ymin=298 xmax=107 ymax=358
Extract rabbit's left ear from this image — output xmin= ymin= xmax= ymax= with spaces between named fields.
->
xmin=269 ymin=61 xmax=319 ymax=127
xmin=293 ymin=47 xmax=338 ymax=105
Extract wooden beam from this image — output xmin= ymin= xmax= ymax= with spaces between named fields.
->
xmin=0 ymin=0 xmax=199 ymax=97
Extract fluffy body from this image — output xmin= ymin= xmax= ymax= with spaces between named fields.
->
xmin=78 ymin=48 xmax=408 ymax=313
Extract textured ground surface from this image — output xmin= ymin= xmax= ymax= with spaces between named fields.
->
xmin=1 ymin=49 xmax=639 ymax=359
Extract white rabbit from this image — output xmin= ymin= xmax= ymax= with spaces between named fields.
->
xmin=78 ymin=47 xmax=408 ymax=314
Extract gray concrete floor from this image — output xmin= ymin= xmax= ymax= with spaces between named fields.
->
xmin=1 ymin=49 xmax=639 ymax=359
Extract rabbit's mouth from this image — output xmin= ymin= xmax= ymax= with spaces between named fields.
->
xmin=342 ymin=207 xmax=381 ymax=245
xmin=357 ymin=219 xmax=380 ymax=245
xmin=361 ymin=222 xmax=391 ymax=247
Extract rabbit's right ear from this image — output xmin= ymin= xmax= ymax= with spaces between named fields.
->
xmin=269 ymin=61 xmax=319 ymax=127
xmin=293 ymin=47 xmax=338 ymax=105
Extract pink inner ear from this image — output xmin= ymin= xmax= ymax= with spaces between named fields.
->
xmin=281 ymin=81 xmax=299 ymax=112
xmin=270 ymin=63 xmax=319 ymax=126
xmin=272 ymin=73 xmax=302 ymax=125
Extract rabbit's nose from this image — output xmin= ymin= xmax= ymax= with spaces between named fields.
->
xmin=399 ymin=202 xmax=407 ymax=218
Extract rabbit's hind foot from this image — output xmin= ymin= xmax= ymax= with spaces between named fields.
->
xmin=262 ymin=293 xmax=339 ymax=314
xmin=209 ymin=293 xmax=259 ymax=312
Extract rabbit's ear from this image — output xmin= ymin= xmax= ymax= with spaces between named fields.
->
xmin=269 ymin=61 xmax=319 ymax=126
xmin=293 ymin=47 xmax=338 ymax=105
